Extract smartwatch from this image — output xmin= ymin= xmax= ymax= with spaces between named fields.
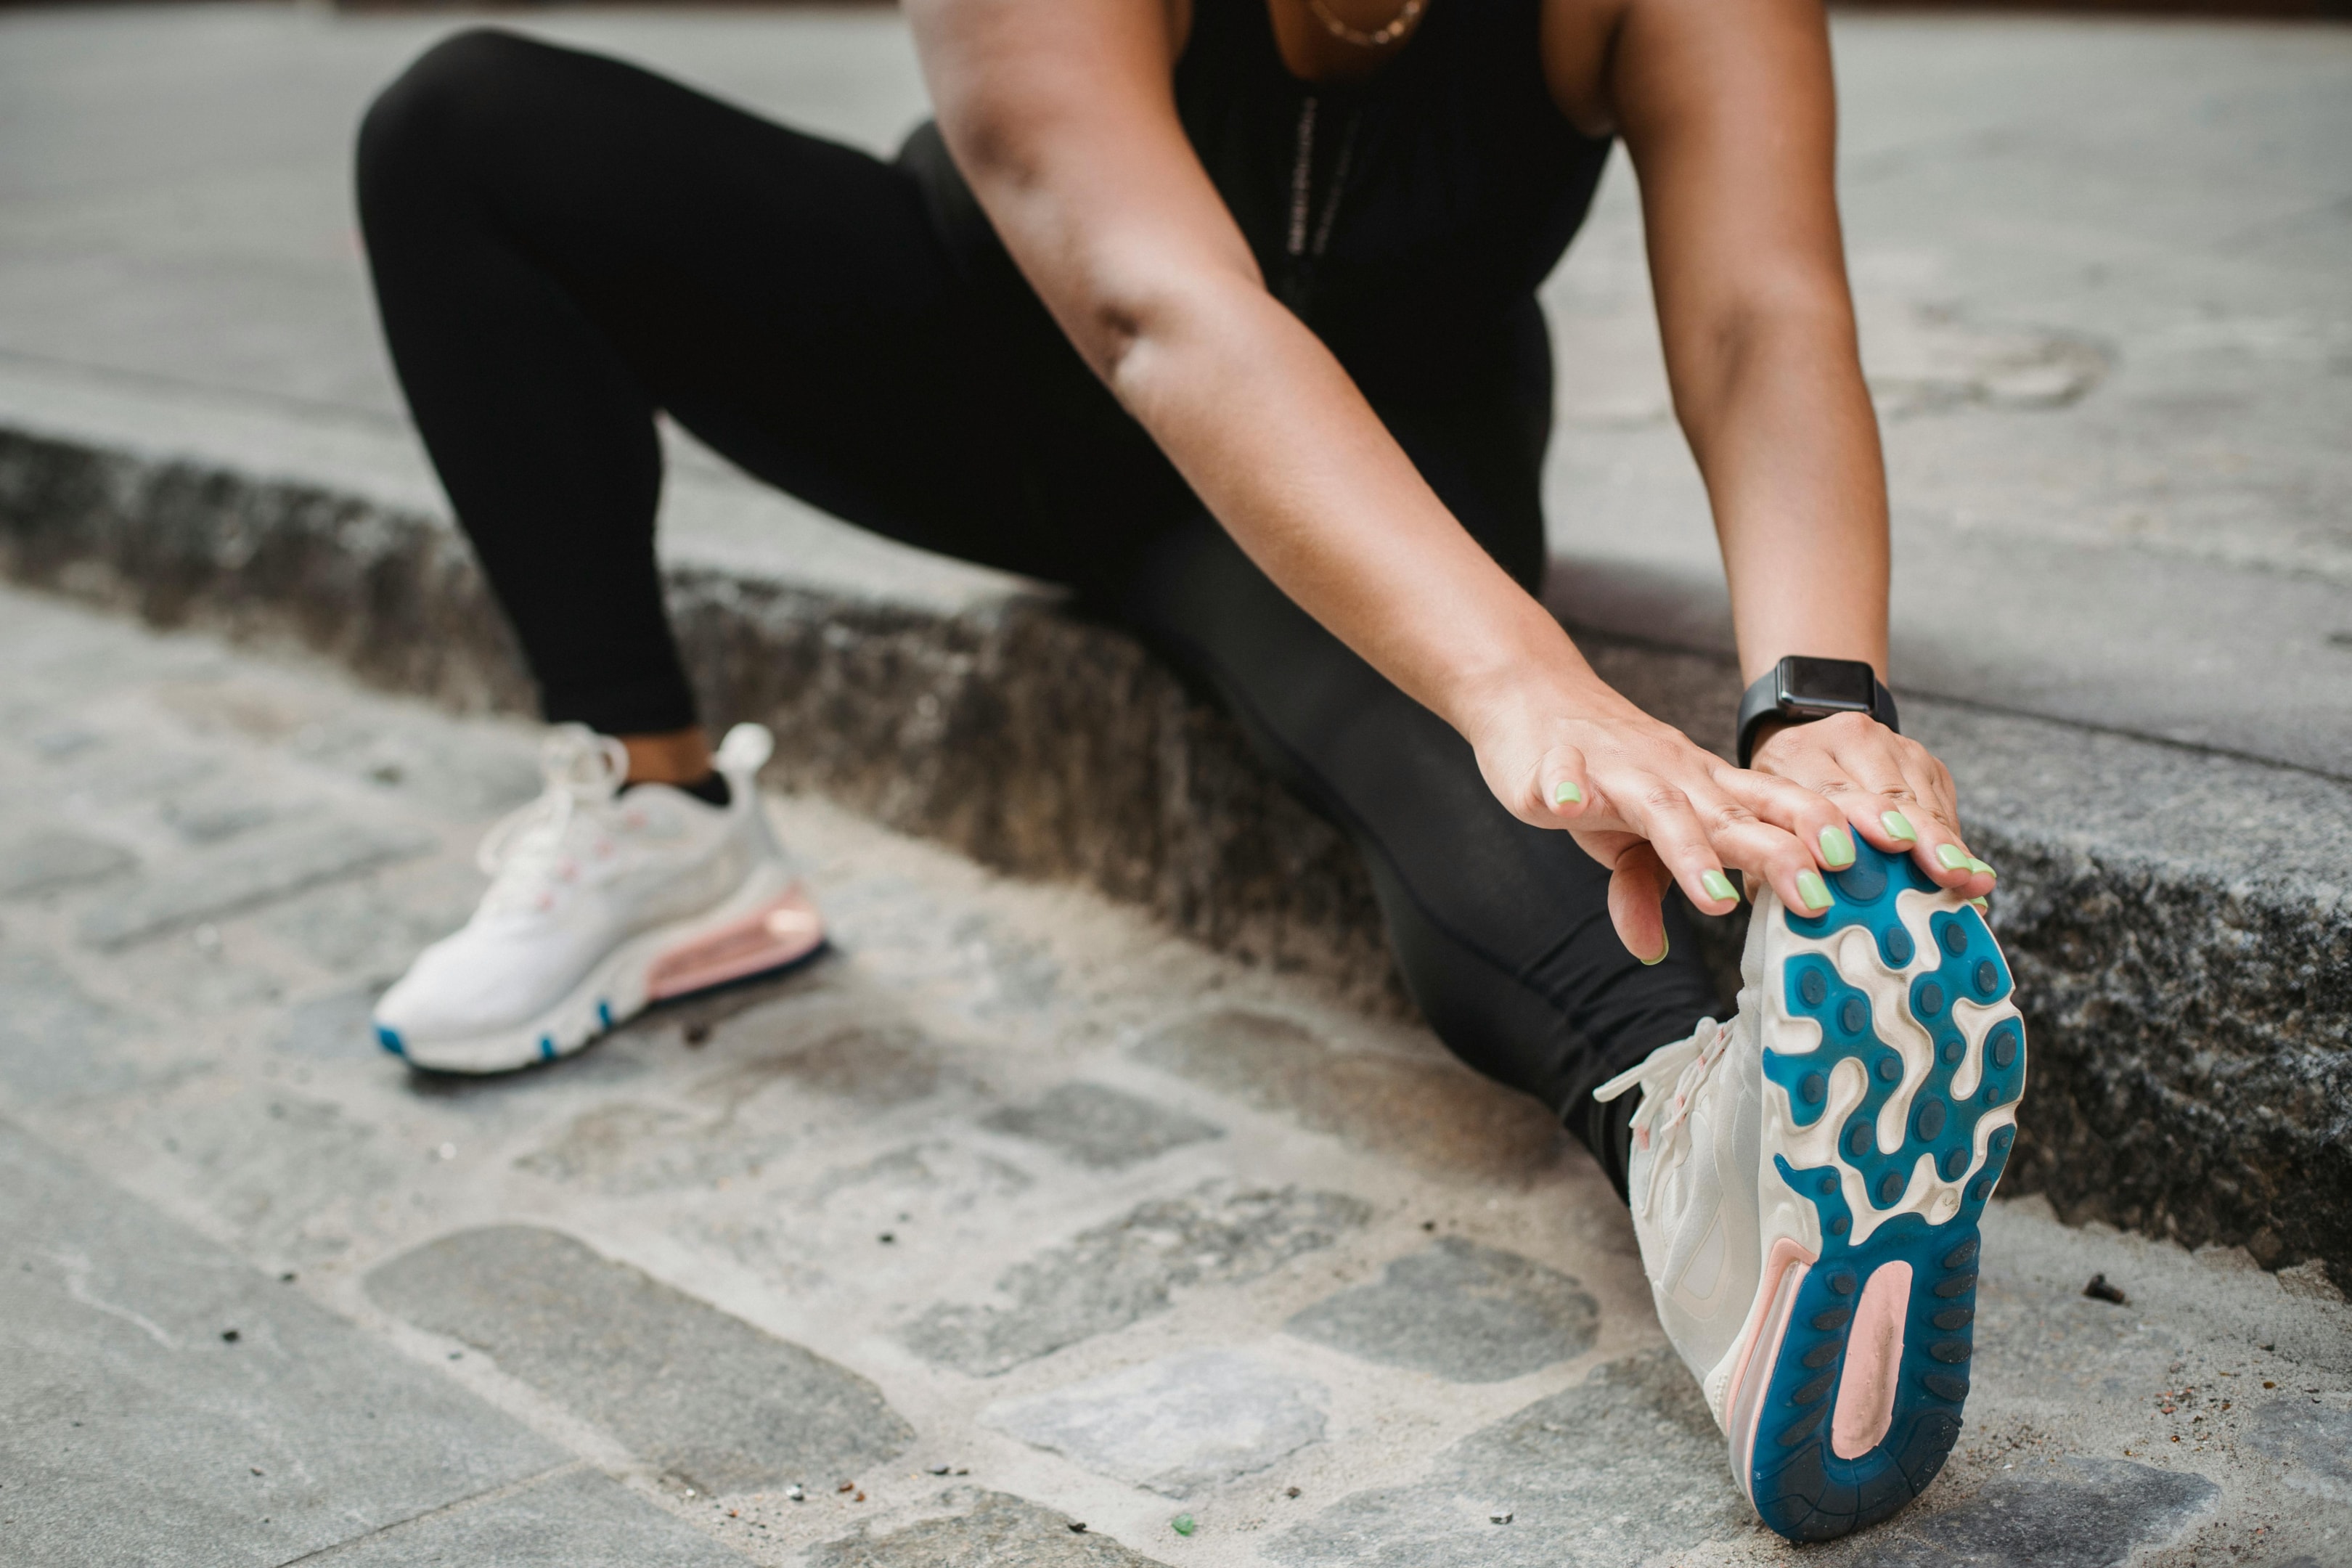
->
xmin=1736 ymin=656 xmax=1900 ymax=767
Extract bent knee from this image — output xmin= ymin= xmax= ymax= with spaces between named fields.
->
xmin=356 ymin=28 xmax=548 ymax=198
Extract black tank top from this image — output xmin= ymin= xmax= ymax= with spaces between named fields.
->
xmin=1171 ymin=0 xmax=1611 ymax=395
xmin=906 ymin=0 xmax=1610 ymax=394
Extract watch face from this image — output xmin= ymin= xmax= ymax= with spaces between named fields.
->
xmin=1781 ymin=657 xmax=1876 ymax=712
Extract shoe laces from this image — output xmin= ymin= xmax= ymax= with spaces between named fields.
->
xmin=1594 ymin=1016 xmax=1732 ymax=1218
xmin=474 ymin=726 xmax=630 ymax=915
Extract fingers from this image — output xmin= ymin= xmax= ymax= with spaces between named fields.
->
xmin=1611 ymin=772 xmax=1849 ymax=919
xmin=1538 ymin=745 xmax=1592 ymax=823
xmin=1757 ymin=714 xmax=1994 ymax=898
xmin=1603 ymin=841 xmax=1675 ymax=965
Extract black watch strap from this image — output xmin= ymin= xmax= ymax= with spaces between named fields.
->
xmin=1736 ymin=656 xmax=1900 ymax=767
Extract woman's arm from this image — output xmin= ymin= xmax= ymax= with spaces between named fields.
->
xmin=906 ymin=0 xmax=1944 ymax=960
xmin=1604 ymin=0 xmax=1990 ymax=895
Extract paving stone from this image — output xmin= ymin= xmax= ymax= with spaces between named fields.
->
xmin=809 ymin=1487 xmax=1169 ymax=1568
xmin=980 ymin=1082 xmax=1223 ymax=1170
xmin=0 ymin=828 xmax=134 ymax=897
xmin=515 ymin=1101 xmax=793 ymax=1196
xmin=77 ymin=817 xmax=434 ymax=949
xmin=0 ymin=949 xmax=144 ymax=1101
xmin=365 ymin=1225 xmax=912 ymax=1494
xmin=901 ymin=1183 xmax=1373 ymax=1376
xmin=1270 ymin=1350 xmax=1749 ymax=1568
xmin=274 ymin=981 xmax=388 ymax=1060
xmin=0 ymin=1118 xmax=566 ymax=1568
xmin=1858 ymin=1457 xmax=2219 ymax=1567
xmin=300 ymin=1466 xmax=750 ymax=1567
xmin=690 ymin=1018 xmax=962 ymax=1111
xmin=2242 ymin=1399 xmax=2352 ymax=1506
xmin=1133 ymin=1010 xmax=1567 ymax=1184
xmin=158 ymin=786 xmax=287 ymax=844
xmin=1282 ymin=1237 xmax=1599 ymax=1384
xmin=981 ymin=1347 xmax=1326 ymax=1495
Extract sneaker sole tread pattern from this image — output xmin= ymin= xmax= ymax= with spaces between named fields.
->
xmin=1745 ymin=841 xmax=2025 ymax=1542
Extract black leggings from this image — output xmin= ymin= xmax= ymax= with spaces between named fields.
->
xmin=354 ymin=29 xmax=1718 ymax=1176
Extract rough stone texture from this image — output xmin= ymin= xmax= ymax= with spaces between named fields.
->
xmin=364 ymin=1225 xmax=913 ymax=1494
xmin=0 ymin=948 xmax=144 ymax=1103
xmin=2242 ymin=1400 xmax=2352 ymax=1506
xmin=0 ymin=828 xmax=135 ymax=897
xmin=979 ymin=1082 xmax=1224 ymax=1171
xmin=0 ymin=1119 xmax=568 ymax=1568
xmin=303 ymin=1467 xmax=754 ymax=1568
xmin=810 ymin=1490 xmax=1170 ymax=1568
xmin=1133 ymin=1010 xmax=1570 ymax=1185
xmin=76 ymin=815 xmax=435 ymax=950
xmin=1 ymin=577 xmax=2348 ymax=1566
xmin=7 ymin=416 xmax=2350 ymax=1271
xmin=1847 ymin=1457 xmax=2218 ymax=1568
xmin=1269 ymin=1352 xmax=1753 ymax=1568
xmin=1282 ymin=1238 xmax=1599 ymax=1384
xmin=899 ymin=1183 xmax=1373 ymax=1376
xmin=980 ymin=1348 xmax=1326 ymax=1496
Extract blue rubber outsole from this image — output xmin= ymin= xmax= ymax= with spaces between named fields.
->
xmin=1745 ymin=841 xmax=2022 ymax=1542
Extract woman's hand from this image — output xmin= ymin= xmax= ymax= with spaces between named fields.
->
xmin=1747 ymin=711 xmax=1995 ymax=898
xmin=1464 ymin=680 xmax=1885 ymax=962
xmin=1466 ymin=683 xmax=1994 ymax=964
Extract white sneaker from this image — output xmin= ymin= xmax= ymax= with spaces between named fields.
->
xmin=1596 ymin=839 xmax=2025 ymax=1542
xmin=372 ymin=722 xmax=824 ymax=1074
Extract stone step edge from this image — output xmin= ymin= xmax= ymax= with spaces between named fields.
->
xmin=0 ymin=420 xmax=2343 ymax=1284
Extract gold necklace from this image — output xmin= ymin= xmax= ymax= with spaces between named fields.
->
xmin=1303 ymin=0 xmax=1426 ymax=49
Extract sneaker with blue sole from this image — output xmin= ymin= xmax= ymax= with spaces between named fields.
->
xmin=1596 ymin=837 xmax=2024 ymax=1542
xmin=371 ymin=722 xmax=825 ymax=1074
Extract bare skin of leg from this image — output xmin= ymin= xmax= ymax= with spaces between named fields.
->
xmin=620 ymin=727 xmax=713 ymax=785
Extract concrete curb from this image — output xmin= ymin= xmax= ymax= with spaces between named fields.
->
xmin=1 ymin=418 xmax=2344 ymax=1281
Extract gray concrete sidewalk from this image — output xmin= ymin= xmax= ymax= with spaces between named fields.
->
xmin=2 ymin=581 xmax=2348 ymax=1567
xmin=0 ymin=4 xmax=2346 ymax=772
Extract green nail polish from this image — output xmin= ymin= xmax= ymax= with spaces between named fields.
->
xmin=1797 ymin=870 xmax=1832 ymax=910
xmin=1701 ymin=869 xmax=1738 ymax=904
xmin=1936 ymin=844 xmax=1970 ymax=871
xmin=1641 ymin=935 xmax=1670 ymax=966
xmin=1967 ymin=857 xmax=1997 ymax=881
xmin=1819 ymin=825 xmax=1855 ymax=869
xmin=1553 ymin=780 xmax=1583 ymax=807
xmin=1881 ymin=809 xmax=1916 ymax=843
xmin=1969 ymin=897 xmax=1990 ymax=914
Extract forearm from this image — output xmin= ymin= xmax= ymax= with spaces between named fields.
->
xmin=1673 ymin=306 xmax=1889 ymax=685
xmin=1101 ymin=269 xmax=1636 ymax=732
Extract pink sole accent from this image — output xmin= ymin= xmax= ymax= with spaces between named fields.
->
xmin=1731 ymin=1237 xmax=1816 ymax=1495
xmin=1832 ymin=1260 xmax=1914 ymax=1458
xmin=645 ymin=886 xmax=825 ymax=1001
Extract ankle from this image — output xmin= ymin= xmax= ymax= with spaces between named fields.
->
xmin=618 ymin=727 xmax=711 ymax=786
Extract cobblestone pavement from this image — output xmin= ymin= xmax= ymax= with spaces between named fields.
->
xmin=2 ymin=583 xmax=2347 ymax=1567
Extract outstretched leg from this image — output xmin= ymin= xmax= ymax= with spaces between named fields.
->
xmin=1119 ymin=505 xmax=1723 ymax=1189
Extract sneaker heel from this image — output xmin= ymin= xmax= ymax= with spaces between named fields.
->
xmin=644 ymin=887 xmax=823 ymax=1000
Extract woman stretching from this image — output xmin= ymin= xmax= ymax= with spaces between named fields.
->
xmin=355 ymin=0 xmax=2023 ymax=1541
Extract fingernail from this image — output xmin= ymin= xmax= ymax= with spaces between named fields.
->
xmin=1935 ymin=844 xmax=1970 ymax=871
xmin=1701 ymin=869 xmax=1738 ymax=905
xmin=1969 ymin=897 xmax=1990 ymax=914
xmin=1641 ymin=935 xmax=1670 ymax=966
xmin=1967 ymin=857 xmax=1997 ymax=881
xmin=1797 ymin=870 xmax=1832 ymax=911
xmin=1553 ymin=781 xmax=1583 ymax=807
xmin=1819 ymin=826 xmax=1855 ymax=869
xmin=1881 ymin=809 xmax=1916 ymax=843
